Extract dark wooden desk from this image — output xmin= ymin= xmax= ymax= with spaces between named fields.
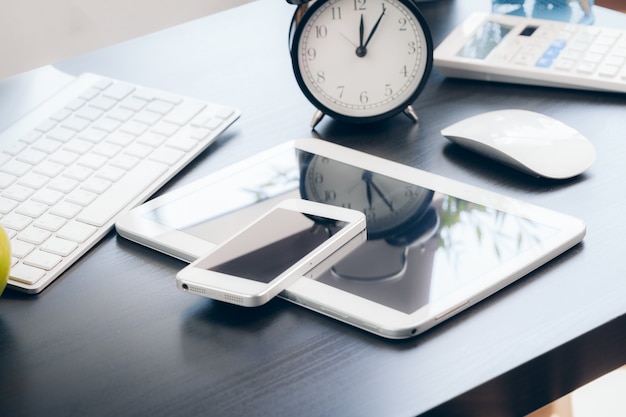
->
xmin=2 ymin=1 xmax=625 ymax=416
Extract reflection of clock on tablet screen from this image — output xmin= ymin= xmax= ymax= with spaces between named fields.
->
xmin=300 ymin=154 xmax=434 ymax=239
xmin=117 ymin=139 xmax=585 ymax=338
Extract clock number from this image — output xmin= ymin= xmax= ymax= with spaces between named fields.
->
xmin=315 ymin=25 xmax=328 ymax=39
xmin=324 ymin=189 xmax=337 ymax=202
xmin=360 ymin=91 xmax=369 ymax=104
xmin=404 ymin=186 xmax=420 ymax=199
xmin=400 ymin=65 xmax=408 ymax=77
xmin=353 ymin=0 xmax=366 ymax=11
xmin=331 ymin=7 xmax=342 ymax=20
xmin=384 ymin=84 xmax=393 ymax=97
xmin=337 ymin=85 xmax=345 ymax=98
xmin=317 ymin=71 xmax=326 ymax=84
xmin=398 ymin=17 xmax=407 ymax=31
xmin=408 ymin=41 xmax=417 ymax=55
xmin=306 ymin=47 xmax=317 ymax=61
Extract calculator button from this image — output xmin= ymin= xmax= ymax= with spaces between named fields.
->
xmin=554 ymin=59 xmax=575 ymax=71
xmin=598 ymin=65 xmax=619 ymax=78
xmin=576 ymin=62 xmax=596 ymax=74
xmin=536 ymin=56 xmax=554 ymax=68
xmin=583 ymin=53 xmax=603 ymax=64
xmin=514 ymin=53 xmax=536 ymax=66
xmin=605 ymin=56 xmax=625 ymax=67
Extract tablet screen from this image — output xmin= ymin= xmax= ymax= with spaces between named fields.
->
xmin=142 ymin=145 xmax=557 ymax=315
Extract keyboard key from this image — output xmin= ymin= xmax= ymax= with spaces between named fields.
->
xmin=102 ymin=82 xmax=135 ymax=100
xmin=10 ymin=263 xmax=45 ymax=284
xmin=57 ymin=220 xmax=97 ymax=243
xmin=47 ymin=126 xmax=77 ymax=142
xmin=18 ymin=227 xmax=51 ymax=245
xmin=32 ymin=189 xmax=64 ymax=206
xmin=77 ymin=160 xmax=168 ymax=227
xmin=66 ymin=189 xmax=97 ymax=206
xmin=10 ymin=240 xmax=36 ymax=259
xmin=90 ymin=96 xmax=117 ymax=111
xmin=41 ymin=237 xmax=78 ymax=257
xmin=2 ymin=185 xmax=35 ymax=202
xmin=24 ymin=250 xmax=62 ymax=271
xmin=63 ymin=165 xmax=93 ymax=182
xmin=0 ymin=172 xmax=16 ymax=188
xmin=1 ymin=160 xmax=32 ymax=177
xmin=15 ymin=201 xmax=48 ymax=218
xmin=48 ymin=177 xmax=79 ymax=194
xmin=0 ymin=198 xmax=18 ymax=214
xmin=2 ymin=213 xmax=33 ymax=231
xmin=150 ymin=147 xmax=184 ymax=166
xmin=34 ymin=214 xmax=67 ymax=232
xmin=33 ymin=161 xmax=65 ymax=177
xmin=16 ymin=148 xmax=47 ymax=165
xmin=165 ymin=101 xmax=206 ymax=126
xmin=18 ymin=172 xmax=50 ymax=189
xmin=50 ymin=201 xmax=82 ymax=219
xmin=81 ymin=177 xmax=112 ymax=194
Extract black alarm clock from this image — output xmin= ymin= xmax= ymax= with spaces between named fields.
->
xmin=288 ymin=0 xmax=433 ymax=127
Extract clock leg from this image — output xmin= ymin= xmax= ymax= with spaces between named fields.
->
xmin=310 ymin=110 xmax=325 ymax=128
xmin=403 ymin=105 xmax=419 ymax=123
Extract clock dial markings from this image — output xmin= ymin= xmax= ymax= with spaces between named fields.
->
xmin=301 ymin=2 xmax=421 ymax=111
xmin=290 ymin=0 xmax=432 ymax=122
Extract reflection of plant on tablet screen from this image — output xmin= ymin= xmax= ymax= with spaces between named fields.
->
xmin=438 ymin=195 xmax=554 ymax=262
xmin=242 ymin=164 xmax=299 ymax=201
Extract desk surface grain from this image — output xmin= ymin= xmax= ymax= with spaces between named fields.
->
xmin=2 ymin=1 xmax=626 ymax=416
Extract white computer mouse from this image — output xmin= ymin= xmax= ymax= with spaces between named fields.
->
xmin=440 ymin=109 xmax=596 ymax=179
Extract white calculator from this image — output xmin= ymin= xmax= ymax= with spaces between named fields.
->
xmin=433 ymin=12 xmax=626 ymax=93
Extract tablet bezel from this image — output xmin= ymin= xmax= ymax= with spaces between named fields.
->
xmin=116 ymin=138 xmax=585 ymax=339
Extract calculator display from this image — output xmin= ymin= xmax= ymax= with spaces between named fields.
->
xmin=456 ymin=21 xmax=513 ymax=60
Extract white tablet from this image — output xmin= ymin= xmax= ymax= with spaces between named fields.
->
xmin=116 ymin=138 xmax=586 ymax=339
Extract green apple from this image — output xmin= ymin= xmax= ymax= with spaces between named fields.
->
xmin=0 ymin=226 xmax=10 ymax=296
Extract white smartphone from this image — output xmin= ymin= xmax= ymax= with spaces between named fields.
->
xmin=117 ymin=139 xmax=585 ymax=338
xmin=175 ymin=198 xmax=366 ymax=307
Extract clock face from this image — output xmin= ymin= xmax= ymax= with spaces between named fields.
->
xmin=301 ymin=155 xmax=433 ymax=239
xmin=290 ymin=0 xmax=432 ymax=122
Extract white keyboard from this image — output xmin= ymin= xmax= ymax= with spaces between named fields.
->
xmin=0 ymin=73 xmax=240 ymax=293
xmin=434 ymin=12 xmax=626 ymax=93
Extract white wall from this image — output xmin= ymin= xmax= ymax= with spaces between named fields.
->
xmin=0 ymin=0 xmax=253 ymax=79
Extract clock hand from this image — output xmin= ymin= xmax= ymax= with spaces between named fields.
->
xmin=356 ymin=5 xmax=386 ymax=57
xmin=366 ymin=182 xmax=374 ymax=208
xmin=364 ymin=5 xmax=386 ymax=48
xmin=359 ymin=14 xmax=365 ymax=49
xmin=340 ymin=32 xmax=358 ymax=49
xmin=370 ymin=179 xmax=394 ymax=212
xmin=362 ymin=171 xmax=374 ymax=208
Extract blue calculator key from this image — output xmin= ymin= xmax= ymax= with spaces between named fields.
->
xmin=536 ymin=57 xmax=553 ymax=68
xmin=543 ymin=46 xmax=562 ymax=58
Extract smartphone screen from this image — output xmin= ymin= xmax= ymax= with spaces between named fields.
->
xmin=205 ymin=208 xmax=343 ymax=283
